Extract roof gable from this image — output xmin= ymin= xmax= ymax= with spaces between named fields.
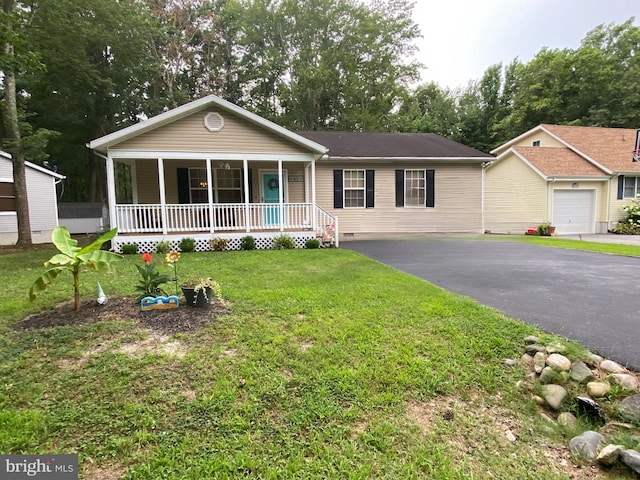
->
xmin=0 ymin=150 xmax=65 ymax=179
xmin=296 ymin=131 xmax=493 ymax=159
xmin=88 ymin=95 xmax=327 ymax=155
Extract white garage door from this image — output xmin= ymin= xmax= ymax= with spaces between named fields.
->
xmin=552 ymin=190 xmax=595 ymax=234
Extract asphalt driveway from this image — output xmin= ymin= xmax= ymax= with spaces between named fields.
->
xmin=343 ymin=239 xmax=640 ymax=371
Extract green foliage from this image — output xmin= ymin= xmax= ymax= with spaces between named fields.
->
xmin=134 ymin=254 xmax=170 ymax=302
xmin=121 ymin=243 xmax=138 ymax=255
xmin=29 ymin=226 xmax=121 ymax=311
xmin=272 ymin=234 xmax=296 ymax=250
xmin=613 ymin=195 xmax=640 ymax=234
xmin=305 ymin=238 xmax=320 ymax=249
xmin=179 ymin=237 xmax=196 ymax=252
xmin=155 ymin=241 xmax=171 ymax=254
xmin=536 ymin=223 xmax=550 ymax=236
xmin=210 ymin=237 xmax=229 ymax=252
xmin=240 ymin=235 xmax=256 ymax=251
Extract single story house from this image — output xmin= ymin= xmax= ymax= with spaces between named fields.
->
xmin=87 ymin=95 xmax=492 ymax=252
xmin=0 ymin=150 xmax=65 ymax=245
xmin=485 ymin=124 xmax=640 ymax=235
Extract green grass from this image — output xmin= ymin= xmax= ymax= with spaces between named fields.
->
xmin=0 ymin=248 xmax=637 ymax=479
xmin=488 ymin=234 xmax=640 ymax=257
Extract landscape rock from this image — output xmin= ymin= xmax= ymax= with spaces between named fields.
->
xmin=504 ymin=358 xmax=516 ymax=367
xmin=540 ymin=384 xmax=567 ymax=410
xmin=557 ymin=412 xmax=577 ymax=429
xmin=504 ymin=429 xmax=517 ymax=442
xmin=600 ymin=359 xmax=627 ymax=375
xmin=546 ymin=353 xmax=571 ymax=371
xmin=596 ymin=444 xmax=624 ymax=466
xmin=584 ymin=352 xmax=603 ymax=366
xmin=586 ymin=381 xmax=611 ymax=398
xmin=533 ymin=395 xmax=545 ymax=406
xmin=539 ymin=367 xmax=557 ymax=385
xmin=610 ymin=374 xmax=638 ymax=391
xmin=568 ymin=431 xmax=605 ymax=461
xmin=545 ymin=343 xmax=566 ymax=354
xmin=539 ymin=412 xmax=556 ymax=424
xmin=533 ymin=352 xmax=546 ymax=373
xmin=525 ymin=344 xmax=545 ymax=355
xmin=620 ymin=449 xmax=640 ymax=474
xmin=570 ymin=361 xmax=595 ymax=384
xmin=524 ymin=335 xmax=540 ymax=345
xmin=520 ymin=354 xmax=534 ymax=370
xmin=618 ymin=394 xmax=640 ymax=423
xmin=575 ymin=396 xmax=606 ymax=424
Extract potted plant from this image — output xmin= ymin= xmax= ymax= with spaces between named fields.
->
xmin=181 ymin=276 xmax=221 ymax=307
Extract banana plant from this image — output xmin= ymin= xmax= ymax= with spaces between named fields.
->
xmin=30 ymin=226 xmax=122 ymax=311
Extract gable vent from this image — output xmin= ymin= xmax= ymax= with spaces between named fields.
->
xmin=204 ymin=112 xmax=224 ymax=132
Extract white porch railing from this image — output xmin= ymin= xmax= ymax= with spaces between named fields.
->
xmin=114 ymin=203 xmax=336 ymax=237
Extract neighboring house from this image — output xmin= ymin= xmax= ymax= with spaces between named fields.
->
xmin=0 ymin=150 xmax=65 ymax=245
xmin=87 ymin=95 xmax=492 ymax=252
xmin=485 ymin=124 xmax=640 ymax=235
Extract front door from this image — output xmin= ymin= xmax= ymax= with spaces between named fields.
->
xmin=262 ymin=173 xmax=280 ymax=225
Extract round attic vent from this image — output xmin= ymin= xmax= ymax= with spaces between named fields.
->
xmin=204 ymin=112 xmax=224 ymax=132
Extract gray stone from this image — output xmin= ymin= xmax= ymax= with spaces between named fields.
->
xmin=621 ymin=449 xmax=640 ymax=474
xmin=545 ymin=343 xmax=566 ymax=354
xmin=533 ymin=395 xmax=546 ymax=406
xmin=540 ymin=384 xmax=568 ymax=411
xmin=570 ymin=361 xmax=595 ymax=384
xmin=600 ymin=359 xmax=627 ymax=374
xmin=597 ymin=444 xmax=624 ymax=466
xmin=557 ymin=412 xmax=578 ymax=429
xmin=584 ymin=352 xmax=603 ymax=366
xmin=525 ymin=344 xmax=545 ymax=354
xmin=539 ymin=367 xmax=557 ymax=384
xmin=504 ymin=429 xmax=517 ymax=442
xmin=533 ymin=351 xmax=546 ymax=373
xmin=504 ymin=358 xmax=516 ymax=367
xmin=618 ymin=394 xmax=640 ymax=423
xmin=539 ymin=412 xmax=556 ymax=424
xmin=524 ymin=335 xmax=540 ymax=345
xmin=568 ymin=431 xmax=605 ymax=461
xmin=546 ymin=353 xmax=571 ymax=371
xmin=587 ymin=381 xmax=611 ymax=398
xmin=520 ymin=353 xmax=534 ymax=370
xmin=610 ymin=373 xmax=639 ymax=391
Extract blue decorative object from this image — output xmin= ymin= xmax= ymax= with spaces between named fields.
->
xmin=141 ymin=295 xmax=179 ymax=311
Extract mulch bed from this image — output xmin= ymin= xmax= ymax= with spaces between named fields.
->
xmin=15 ymin=296 xmax=229 ymax=334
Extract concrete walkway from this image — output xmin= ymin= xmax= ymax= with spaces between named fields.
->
xmin=559 ymin=233 xmax=640 ymax=245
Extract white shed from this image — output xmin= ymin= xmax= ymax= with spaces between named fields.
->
xmin=0 ymin=151 xmax=65 ymax=245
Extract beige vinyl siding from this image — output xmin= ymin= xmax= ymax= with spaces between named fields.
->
xmin=316 ymin=162 xmax=483 ymax=234
xmin=609 ymin=175 xmax=629 ymax=224
xmin=549 ymin=181 xmax=608 ymax=223
xmin=115 ymin=109 xmax=305 ymax=154
xmin=484 ymin=153 xmax=547 ymax=233
xmin=513 ymin=131 xmax=565 ymax=148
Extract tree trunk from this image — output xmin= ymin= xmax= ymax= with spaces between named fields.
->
xmin=2 ymin=0 xmax=32 ymax=247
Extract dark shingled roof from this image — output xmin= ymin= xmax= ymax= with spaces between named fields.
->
xmin=296 ymin=131 xmax=493 ymax=159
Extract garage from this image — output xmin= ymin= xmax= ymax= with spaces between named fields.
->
xmin=552 ymin=189 xmax=595 ymax=234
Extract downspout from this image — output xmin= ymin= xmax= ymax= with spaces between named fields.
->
xmin=481 ymin=161 xmax=490 ymax=234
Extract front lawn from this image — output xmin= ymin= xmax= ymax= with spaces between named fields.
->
xmin=0 ymin=249 xmax=635 ymax=479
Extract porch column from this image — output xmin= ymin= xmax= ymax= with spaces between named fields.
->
xmin=206 ymin=158 xmax=215 ymax=233
xmin=105 ymin=153 xmax=117 ymax=230
xmin=243 ymin=159 xmax=250 ymax=233
xmin=278 ymin=159 xmax=284 ymax=231
xmin=157 ymin=157 xmax=168 ymax=235
xmin=311 ymin=158 xmax=317 ymax=230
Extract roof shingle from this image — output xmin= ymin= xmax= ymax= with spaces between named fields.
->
xmin=296 ymin=131 xmax=493 ymax=159
xmin=513 ymin=147 xmax=608 ymax=177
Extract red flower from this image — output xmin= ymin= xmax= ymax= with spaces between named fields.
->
xmin=142 ymin=253 xmax=152 ymax=264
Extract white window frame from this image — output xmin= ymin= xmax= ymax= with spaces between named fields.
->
xmin=343 ymin=169 xmax=366 ymax=208
xmin=623 ymin=176 xmax=640 ymax=199
xmin=404 ymin=169 xmax=426 ymax=207
xmin=189 ymin=167 xmax=243 ymax=204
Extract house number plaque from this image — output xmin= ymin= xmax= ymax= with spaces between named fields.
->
xmin=288 ymin=175 xmax=304 ymax=182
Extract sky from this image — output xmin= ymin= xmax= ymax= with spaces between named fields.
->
xmin=412 ymin=0 xmax=639 ymax=89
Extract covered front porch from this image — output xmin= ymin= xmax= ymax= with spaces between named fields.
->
xmin=104 ymin=153 xmax=338 ymax=252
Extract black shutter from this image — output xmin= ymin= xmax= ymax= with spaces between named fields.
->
xmin=247 ymin=169 xmax=253 ymax=203
xmin=617 ymin=175 xmax=625 ymax=200
xmin=333 ymin=170 xmax=343 ymax=209
xmin=177 ymin=168 xmax=190 ymax=204
xmin=426 ymin=170 xmax=435 ymax=207
xmin=395 ymin=170 xmax=404 ymax=207
xmin=365 ymin=169 xmax=375 ymax=208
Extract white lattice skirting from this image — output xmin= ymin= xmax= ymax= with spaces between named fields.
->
xmin=112 ymin=232 xmax=319 ymax=253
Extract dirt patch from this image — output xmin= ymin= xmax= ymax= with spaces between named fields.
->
xmin=118 ymin=332 xmax=187 ymax=358
xmin=15 ymin=296 xmax=229 ymax=334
